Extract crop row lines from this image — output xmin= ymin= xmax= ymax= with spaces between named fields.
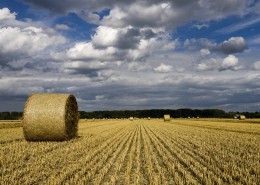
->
xmin=1 ymin=123 xmax=131 ymax=184
xmin=151 ymin=122 xmax=257 ymax=184
xmin=157 ymin=122 xmax=259 ymax=184
xmin=48 ymin=124 xmax=135 ymax=184
xmin=86 ymin=124 xmax=138 ymax=184
xmin=142 ymin=124 xmax=199 ymax=184
xmin=153 ymin=124 xmax=226 ymax=183
xmin=1 ymin=123 xmax=126 ymax=181
xmin=147 ymin=124 xmax=225 ymax=184
xmin=141 ymin=123 xmax=174 ymax=184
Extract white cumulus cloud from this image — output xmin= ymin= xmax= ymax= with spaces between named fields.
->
xmin=0 ymin=26 xmax=66 ymax=56
xmin=154 ymin=63 xmax=173 ymax=73
xmin=197 ymin=55 xmax=241 ymax=71
xmin=220 ymin=54 xmax=239 ymax=70
xmin=0 ymin=7 xmax=16 ymax=22
xmin=92 ymin=26 xmax=119 ymax=48
xmin=67 ymin=42 xmax=124 ymax=61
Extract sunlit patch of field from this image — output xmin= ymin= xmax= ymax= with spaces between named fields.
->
xmin=0 ymin=120 xmax=22 ymax=129
xmin=1 ymin=119 xmax=259 ymax=184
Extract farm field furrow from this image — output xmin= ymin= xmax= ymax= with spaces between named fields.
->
xmin=143 ymin=123 xmax=200 ymax=184
xmin=147 ymin=120 xmax=260 ymax=184
xmin=145 ymin=123 xmax=224 ymax=184
xmin=154 ymin=127 xmax=225 ymax=182
xmin=141 ymin=123 xmax=176 ymax=184
xmin=1 ymin=121 xmax=130 ymax=184
xmin=1 ymin=119 xmax=259 ymax=184
xmin=39 ymin=123 xmax=133 ymax=184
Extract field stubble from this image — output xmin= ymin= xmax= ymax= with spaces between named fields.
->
xmin=0 ymin=118 xmax=259 ymax=184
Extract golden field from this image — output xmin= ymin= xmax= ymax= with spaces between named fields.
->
xmin=0 ymin=118 xmax=259 ymax=184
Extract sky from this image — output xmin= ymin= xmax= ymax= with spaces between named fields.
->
xmin=0 ymin=0 xmax=260 ymax=112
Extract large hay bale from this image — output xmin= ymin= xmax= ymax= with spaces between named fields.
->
xmin=23 ymin=93 xmax=78 ymax=141
xmin=129 ymin=117 xmax=134 ymax=121
xmin=164 ymin=114 xmax=171 ymax=121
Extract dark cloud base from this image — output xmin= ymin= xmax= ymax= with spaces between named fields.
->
xmin=2 ymin=80 xmax=259 ymax=112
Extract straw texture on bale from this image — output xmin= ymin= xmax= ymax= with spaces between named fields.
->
xmin=23 ymin=93 xmax=78 ymax=141
xmin=164 ymin=114 xmax=171 ymax=121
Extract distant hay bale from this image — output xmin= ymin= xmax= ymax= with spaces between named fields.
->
xmin=239 ymin=115 xmax=246 ymax=120
xmin=23 ymin=93 xmax=78 ymax=141
xmin=148 ymin=117 xmax=150 ymax=120
xmin=129 ymin=117 xmax=134 ymax=121
xmin=164 ymin=114 xmax=171 ymax=121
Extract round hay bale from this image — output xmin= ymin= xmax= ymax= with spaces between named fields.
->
xmin=23 ymin=93 xmax=78 ymax=141
xmin=164 ymin=114 xmax=171 ymax=121
xmin=239 ymin=115 xmax=246 ymax=120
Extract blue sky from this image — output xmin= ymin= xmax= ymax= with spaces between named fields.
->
xmin=0 ymin=0 xmax=260 ymax=112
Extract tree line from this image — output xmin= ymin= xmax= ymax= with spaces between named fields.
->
xmin=1 ymin=109 xmax=260 ymax=120
xmin=79 ymin=109 xmax=260 ymax=119
xmin=0 ymin=112 xmax=23 ymax=120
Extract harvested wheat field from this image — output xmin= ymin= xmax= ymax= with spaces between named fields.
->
xmin=1 ymin=118 xmax=260 ymax=184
